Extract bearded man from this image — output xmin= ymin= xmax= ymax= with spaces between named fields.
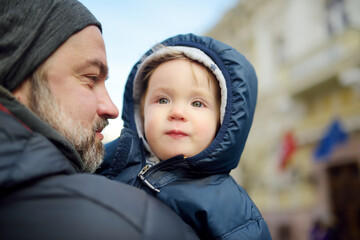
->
xmin=0 ymin=1 xmax=198 ymax=239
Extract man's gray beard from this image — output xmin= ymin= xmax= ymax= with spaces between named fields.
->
xmin=28 ymin=72 xmax=107 ymax=173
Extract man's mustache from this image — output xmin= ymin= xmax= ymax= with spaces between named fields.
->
xmin=94 ymin=119 xmax=109 ymax=133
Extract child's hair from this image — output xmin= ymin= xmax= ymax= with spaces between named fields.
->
xmin=139 ymin=47 xmax=220 ymax=121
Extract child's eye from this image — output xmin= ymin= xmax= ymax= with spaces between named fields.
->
xmin=158 ymin=98 xmax=169 ymax=104
xmin=192 ymin=101 xmax=204 ymax=108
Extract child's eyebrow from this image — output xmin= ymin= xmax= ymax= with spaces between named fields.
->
xmin=191 ymin=89 xmax=215 ymax=99
xmin=149 ymin=85 xmax=216 ymax=101
xmin=149 ymin=86 xmax=172 ymax=94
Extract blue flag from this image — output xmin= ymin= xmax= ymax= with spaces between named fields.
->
xmin=314 ymin=119 xmax=348 ymax=161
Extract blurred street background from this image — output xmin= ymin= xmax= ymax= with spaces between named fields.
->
xmin=207 ymin=1 xmax=360 ymax=239
xmin=82 ymin=0 xmax=360 ymax=239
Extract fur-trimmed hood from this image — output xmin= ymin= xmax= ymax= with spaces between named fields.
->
xmin=122 ymin=33 xmax=258 ymax=174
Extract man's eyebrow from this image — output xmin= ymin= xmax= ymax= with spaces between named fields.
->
xmin=75 ymin=59 xmax=108 ymax=78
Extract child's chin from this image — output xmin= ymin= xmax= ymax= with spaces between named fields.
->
xmin=163 ymin=152 xmax=186 ymax=160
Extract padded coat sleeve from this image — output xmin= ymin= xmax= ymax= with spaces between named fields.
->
xmin=0 ymin=173 xmax=199 ymax=240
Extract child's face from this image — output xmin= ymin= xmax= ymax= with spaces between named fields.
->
xmin=142 ymin=59 xmax=220 ymax=160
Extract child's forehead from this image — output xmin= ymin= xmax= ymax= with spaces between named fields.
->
xmin=150 ymin=59 xmax=217 ymax=87
xmin=156 ymin=58 xmax=208 ymax=74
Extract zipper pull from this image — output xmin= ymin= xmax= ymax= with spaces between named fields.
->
xmin=138 ymin=165 xmax=150 ymax=176
xmin=138 ymin=165 xmax=160 ymax=193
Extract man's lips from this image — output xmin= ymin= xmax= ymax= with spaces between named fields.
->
xmin=95 ymin=130 xmax=104 ymax=140
xmin=94 ymin=119 xmax=108 ymax=141
xmin=166 ymin=130 xmax=188 ymax=139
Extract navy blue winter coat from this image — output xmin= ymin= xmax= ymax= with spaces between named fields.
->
xmin=98 ymin=34 xmax=272 ymax=239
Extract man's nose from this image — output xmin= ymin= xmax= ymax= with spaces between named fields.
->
xmin=97 ymin=85 xmax=119 ymax=119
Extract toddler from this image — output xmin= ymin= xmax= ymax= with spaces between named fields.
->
xmin=98 ymin=34 xmax=272 ymax=240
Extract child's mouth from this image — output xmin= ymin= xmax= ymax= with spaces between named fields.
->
xmin=166 ymin=130 xmax=188 ymax=139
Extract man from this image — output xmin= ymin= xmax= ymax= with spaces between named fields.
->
xmin=0 ymin=0 xmax=198 ymax=239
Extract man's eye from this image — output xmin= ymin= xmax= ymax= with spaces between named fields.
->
xmin=87 ymin=75 xmax=99 ymax=82
xmin=82 ymin=75 xmax=98 ymax=88
xmin=192 ymin=101 xmax=203 ymax=108
xmin=158 ymin=98 xmax=169 ymax=104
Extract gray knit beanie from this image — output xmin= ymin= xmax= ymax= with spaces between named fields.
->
xmin=0 ymin=0 xmax=102 ymax=91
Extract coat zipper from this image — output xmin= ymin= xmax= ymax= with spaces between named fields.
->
xmin=138 ymin=165 xmax=160 ymax=193
xmin=137 ymin=155 xmax=188 ymax=193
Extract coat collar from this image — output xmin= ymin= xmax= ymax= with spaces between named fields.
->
xmin=0 ymin=86 xmax=81 ymax=185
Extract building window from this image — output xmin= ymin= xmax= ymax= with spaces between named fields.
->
xmin=326 ymin=0 xmax=349 ymax=35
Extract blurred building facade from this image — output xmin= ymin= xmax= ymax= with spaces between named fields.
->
xmin=207 ymin=0 xmax=360 ymax=239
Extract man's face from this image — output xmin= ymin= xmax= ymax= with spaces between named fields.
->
xmin=143 ymin=59 xmax=220 ymax=160
xmin=23 ymin=26 xmax=119 ymax=172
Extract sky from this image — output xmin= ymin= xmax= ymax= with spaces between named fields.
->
xmin=79 ymin=0 xmax=239 ymax=142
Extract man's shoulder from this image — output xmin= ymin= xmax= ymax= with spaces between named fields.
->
xmin=0 ymin=173 xmax=198 ymax=240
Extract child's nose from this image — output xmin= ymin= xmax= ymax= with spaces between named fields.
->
xmin=168 ymin=105 xmax=187 ymax=121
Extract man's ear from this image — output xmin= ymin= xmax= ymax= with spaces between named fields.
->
xmin=12 ymin=78 xmax=31 ymax=107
